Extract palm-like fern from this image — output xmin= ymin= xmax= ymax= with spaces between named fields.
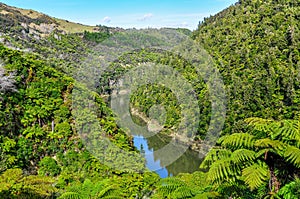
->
xmin=0 ymin=168 xmax=57 ymax=198
xmin=202 ymin=118 xmax=300 ymax=193
xmin=58 ymin=179 xmax=123 ymax=199
xmin=153 ymin=172 xmax=218 ymax=199
xmin=277 ymin=178 xmax=300 ymax=199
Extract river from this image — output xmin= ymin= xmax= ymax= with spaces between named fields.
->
xmin=132 ymin=132 xmax=204 ymax=178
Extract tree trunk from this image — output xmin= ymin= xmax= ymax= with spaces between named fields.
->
xmin=51 ymin=120 xmax=55 ymax=132
xmin=269 ymin=165 xmax=280 ymax=193
xmin=265 ymin=152 xmax=280 ymax=193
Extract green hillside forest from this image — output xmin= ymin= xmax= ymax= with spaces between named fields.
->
xmin=0 ymin=0 xmax=300 ymax=198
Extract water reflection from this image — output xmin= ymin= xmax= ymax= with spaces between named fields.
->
xmin=133 ymin=133 xmax=203 ymax=178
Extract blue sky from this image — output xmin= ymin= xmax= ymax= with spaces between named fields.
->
xmin=1 ymin=0 xmax=238 ymax=30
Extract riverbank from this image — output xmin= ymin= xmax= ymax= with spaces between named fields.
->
xmin=130 ymin=107 xmax=204 ymax=153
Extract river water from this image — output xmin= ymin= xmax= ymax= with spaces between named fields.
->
xmin=133 ymin=133 xmax=204 ymax=178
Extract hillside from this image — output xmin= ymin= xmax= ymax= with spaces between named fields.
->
xmin=0 ymin=2 xmax=97 ymax=34
xmin=0 ymin=3 xmax=123 ymax=75
xmin=194 ymin=0 xmax=300 ymax=134
xmin=0 ymin=1 xmax=299 ymax=199
xmin=193 ymin=0 xmax=300 ymax=198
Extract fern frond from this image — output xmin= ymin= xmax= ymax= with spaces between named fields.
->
xmin=200 ymin=148 xmax=232 ymax=169
xmin=231 ymin=149 xmax=256 ymax=164
xmin=207 ymin=159 xmax=239 ymax=184
xmin=159 ymin=177 xmax=186 ymax=196
xmin=245 ymin=118 xmax=274 ymax=133
xmin=92 ymin=179 xmax=110 ymax=194
xmin=274 ymin=120 xmax=300 ymax=143
xmin=254 ymin=138 xmax=286 ymax=152
xmin=193 ymin=191 xmax=219 ymax=199
xmin=58 ymin=192 xmax=83 ymax=199
xmin=170 ymin=186 xmax=195 ymax=198
xmin=277 ymin=178 xmax=300 ymax=199
xmin=242 ymin=162 xmax=269 ymax=191
xmin=101 ymin=196 xmax=124 ymax=199
xmin=96 ymin=185 xmax=119 ymax=198
xmin=284 ymin=145 xmax=300 ymax=168
xmin=220 ymin=133 xmax=255 ymax=149
xmin=67 ymin=185 xmax=82 ymax=195
xmin=20 ymin=175 xmax=56 ymax=196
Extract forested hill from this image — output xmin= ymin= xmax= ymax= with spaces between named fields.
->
xmin=0 ymin=2 xmax=123 ymax=74
xmin=194 ymin=0 xmax=300 ymax=133
xmin=0 ymin=0 xmax=300 ymax=198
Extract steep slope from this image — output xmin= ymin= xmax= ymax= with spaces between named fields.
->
xmin=0 ymin=2 xmax=97 ymax=35
xmin=0 ymin=3 xmax=156 ymax=198
xmin=194 ymin=0 xmax=300 ymax=134
xmin=0 ymin=3 xmax=122 ymax=75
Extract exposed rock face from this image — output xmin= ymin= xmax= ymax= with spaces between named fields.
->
xmin=0 ymin=2 xmax=68 ymax=52
xmin=0 ymin=2 xmax=65 ymax=39
xmin=29 ymin=22 xmax=58 ymax=35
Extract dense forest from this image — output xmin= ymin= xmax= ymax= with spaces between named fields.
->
xmin=0 ymin=0 xmax=300 ymax=198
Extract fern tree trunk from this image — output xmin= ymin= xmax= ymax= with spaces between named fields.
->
xmin=265 ymin=151 xmax=280 ymax=193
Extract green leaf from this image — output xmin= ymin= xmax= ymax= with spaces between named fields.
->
xmin=242 ymin=162 xmax=269 ymax=191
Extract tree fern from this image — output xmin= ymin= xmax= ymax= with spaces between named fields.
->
xmin=242 ymin=162 xmax=270 ymax=191
xmin=0 ymin=168 xmax=57 ymax=198
xmin=274 ymin=120 xmax=300 ymax=146
xmin=220 ymin=133 xmax=255 ymax=149
xmin=58 ymin=179 xmax=122 ymax=199
xmin=284 ymin=146 xmax=300 ymax=168
xmin=155 ymin=175 xmax=218 ymax=199
xmin=207 ymin=159 xmax=239 ymax=184
xmin=231 ymin=149 xmax=256 ymax=164
xmin=254 ymin=138 xmax=285 ymax=152
xmin=204 ymin=118 xmax=300 ymax=194
xmin=58 ymin=192 xmax=82 ymax=199
xmin=158 ymin=177 xmax=186 ymax=196
xmin=193 ymin=192 xmax=219 ymax=199
xmin=245 ymin=118 xmax=274 ymax=133
xmin=200 ymin=148 xmax=232 ymax=170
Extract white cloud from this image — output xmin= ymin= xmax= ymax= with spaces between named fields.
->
xmin=138 ymin=13 xmax=153 ymax=21
xmin=103 ymin=16 xmax=111 ymax=23
xmin=179 ymin=22 xmax=189 ymax=27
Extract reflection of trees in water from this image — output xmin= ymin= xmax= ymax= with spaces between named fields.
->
xmin=165 ymin=148 xmax=204 ymax=176
xmin=146 ymin=132 xmax=203 ymax=176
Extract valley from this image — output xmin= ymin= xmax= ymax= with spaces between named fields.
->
xmin=0 ymin=0 xmax=300 ymax=198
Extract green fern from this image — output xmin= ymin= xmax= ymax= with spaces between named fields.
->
xmin=193 ymin=192 xmax=219 ymax=199
xmin=207 ymin=159 xmax=239 ymax=183
xmin=154 ymin=174 xmax=218 ymax=199
xmin=277 ymin=178 xmax=300 ymax=199
xmin=242 ymin=162 xmax=270 ymax=191
xmin=200 ymin=148 xmax=231 ymax=170
xmin=204 ymin=118 xmax=300 ymax=193
xmin=159 ymin=177 xmax=186 ymax=196
xmin=284 ymin=146 xmax=300 ymax=168
xmin=169 ymin=186 xmax=195 ymax=198
xmin=58 ymin=179 xmax=122 ymax=199
xmin=254 ymin=138 xmax=285 ymax=151
xmin=245 ymin=118 xmax=274 ymax=133
xmin=220 ymin=133 xmax=255 ymax=149
xmin=58 ymin=192 xmax=82 ymax=199
xmin=274 ymin=120 xmax=300 ymax=146
xmin=0 ymin=168 xmax=57 ymax=198
xmin=231 ymin=149 xmax=256 ymax=164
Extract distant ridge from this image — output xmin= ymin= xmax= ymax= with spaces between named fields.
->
xmin=0 ymin=2 xmax=98 ymax=34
